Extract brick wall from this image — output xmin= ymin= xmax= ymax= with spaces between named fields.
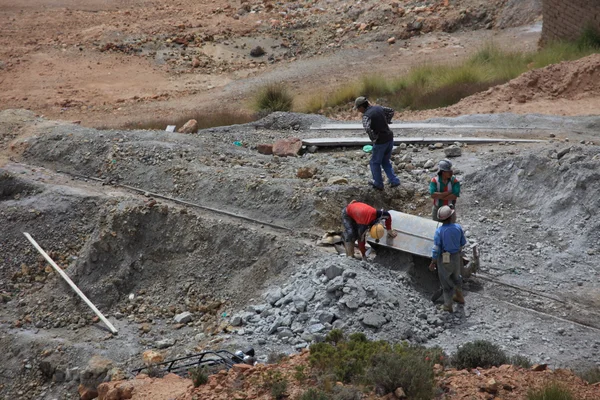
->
xmin=542 ymin=0 xmax=600 ymax=44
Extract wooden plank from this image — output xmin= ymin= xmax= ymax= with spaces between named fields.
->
xmin=302 ymin=137 xmax=546 ymax=147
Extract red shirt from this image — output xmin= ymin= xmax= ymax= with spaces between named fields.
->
xmin=346 ymin=201 xmax=392 ymax=230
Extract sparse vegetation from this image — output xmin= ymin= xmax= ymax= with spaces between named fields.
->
xmin=261 ymin=370 xmax=289 ymax=399
xmin=367 ymin=349 xmax=436 ymax=400
xmin=510 ymin=355 xmax=533 ymax=369
xmin=310 ymin=331 xmax=444 ymax=398
xmin=331 ymin=385 xmax=363 ymax=400
xmin=294 ymin=365 xmax=307 ymax=383
xmin=189 ymin=366 xmax=209 ymax=387
xmin=302 ymin=37 xmax=600 ymax=113
xmin=267 ymin=352 xmax=288 ymax=364
xmin=119 ymin=111 xmax=257 ymax=131
xmin=254 ymin=82 xmax=294 ymax=113
xmin=577 ymin=366 xmax=600 ymax=384
xmin=452 ymin=340 xmax=509 ymax=370
xmin=527 ymin=382 xmax=576 ymax=400
xmin=299 ymin=388 xmax=331 ymax=400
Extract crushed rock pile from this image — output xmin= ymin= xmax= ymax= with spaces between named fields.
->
xmin=226 ymin=254 xmax=461 ymax=353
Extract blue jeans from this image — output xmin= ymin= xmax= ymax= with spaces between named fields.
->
xmin=370 ymin=141 xmax=400 ymax=188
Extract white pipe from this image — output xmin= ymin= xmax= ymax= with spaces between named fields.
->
xmin=23 ymin=232 xmax=118 ymax=334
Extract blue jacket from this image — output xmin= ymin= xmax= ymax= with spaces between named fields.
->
xmin=432 ymin=223 xmax=467 ymax=258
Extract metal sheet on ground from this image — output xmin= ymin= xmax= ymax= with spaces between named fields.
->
xmin=302 ymin=137 xmax=546 ymax=147
xmin=367 ymin=211 xmax=439 ymax=258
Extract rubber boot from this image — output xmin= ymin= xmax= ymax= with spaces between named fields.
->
xmin=345 ymin=242 xmax=355 ymax=258
xmin=453 ymin=289 xmax=465 ymax=304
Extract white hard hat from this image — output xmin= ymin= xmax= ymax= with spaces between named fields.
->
xmin=437 ymin=205 xmax=455 ymax=221
xmin=438 ymin=159 xmax=453 ymax=172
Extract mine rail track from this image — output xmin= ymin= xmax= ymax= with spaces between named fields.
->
xmin=472 ymin=272 xmax=600 ymax=333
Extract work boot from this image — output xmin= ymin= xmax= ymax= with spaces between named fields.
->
xmin=344 ymin=242 xmax=355 ymax=258
xmin=441 ymin=304 xmax=453 ymax=313
xmin=453 ymin=289 xmax=465 ymax=304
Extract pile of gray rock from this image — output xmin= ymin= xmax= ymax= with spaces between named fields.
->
xmin=228 ymin=254 xmax=461 ymax=350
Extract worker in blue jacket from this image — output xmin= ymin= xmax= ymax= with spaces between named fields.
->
xmin=429 ymin=205 xmax=467 ymax=312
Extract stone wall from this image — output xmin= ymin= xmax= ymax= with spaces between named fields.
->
xmin=542 ymin=0 xmax=600 ymax=44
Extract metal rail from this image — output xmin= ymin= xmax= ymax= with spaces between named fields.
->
xmin=131 ymin=350 xmax=242 ymax=377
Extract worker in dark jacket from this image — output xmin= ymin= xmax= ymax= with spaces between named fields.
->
xmin=342 ymin=200 xmax=397 ymax=260
xmin=355 ymin=96 xmax=401 ymax=191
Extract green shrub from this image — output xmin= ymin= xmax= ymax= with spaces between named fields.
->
xmin=309 ymin=334 xmax=390 ymax=383
xmin=254 ymin=83 xmax=293 ymax=113
xmin=332 ymin=385 xmax=363 ymax=400
xmin=527 ymin=382 xmax=575 ymax=400
xmin=577 ymin=366 xmax=600 ymax=384
xmin=366 ymin=347 xmax=436 ymax=399
xmin=262 ymin=370 xmax=288 ymax=400
xmin=326 ymin=329 xmax=345 ymax=345
xmin=188 ymin=366 xmax=209 ymax=387
xmin=271 ymin=379 xmax=288 ymax=400
xmin=510 ymin=355 xmax=533 ymax=369
xmin=294 ymin=365 xmax=307 ymax=383
xmin=452 ymin=340 xmax=509 ymax=370
xmin=299 ymin=388 xmax=331 ymax=400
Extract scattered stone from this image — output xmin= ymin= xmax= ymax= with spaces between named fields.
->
xmin=327 ymin=176 xmax=348 ymax=185
xmin=394 ymin=387 xmax=407 ymax=398
xmin=444 ymin=145 xmax=462 ymax=157
xmin=142 ymin=350 xmax=164 ymax=365
xmin=257 ymin=144 xmax=273 ymax=155
xmin=174 ymin=312 xmax=192 ymax=324
xmin=531 ymin=364 xmax=548 ymax=371
xmin=272 ymin=138 xmax=302 ymax=157
xmin=297 ymin=167 xmax=317 ymax=179
xmin=387 ymin=37 xmax=396 ymax=44
xmin=250 ymin=46 xmax=265 ymax=57
xmin=361 ymin=312 xmax=387 ymax=329
xmin=178 ymin=119 xmax=198 ymax=134
xmin=155 ymin=338 xmax=176 ymax=349
xmin=480 ymin=378 xmax=499 ymax=394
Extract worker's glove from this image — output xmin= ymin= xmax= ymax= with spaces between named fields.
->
xmin=387 ymin=230 xmax=398 ymax=239
xmin=428 ymin=261 xmax=437 ymax=271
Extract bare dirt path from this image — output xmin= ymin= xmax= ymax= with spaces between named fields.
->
xmin=1 ymin=0 xmax=546 ymax=129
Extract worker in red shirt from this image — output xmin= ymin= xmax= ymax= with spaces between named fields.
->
xmin=341 ymin=200 xmax=397 ymax=260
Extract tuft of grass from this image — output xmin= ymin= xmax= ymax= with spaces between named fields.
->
xmin=510 ymin=355 xmax=533 ymax=369
xmin=576 ymin=366 xmax=600 ymax=384
xmin=120 ymin=111 xmax=257 ymax=131
xmin=302 ymin=37 xmax=600 ymax=113
xmin=267 ymin=352 xmax=288 ymax=364
xmin=332 ymin=385 xmax=363 ymax=400
xmin=189 ymin=366 xmax=209 ymax=387
xmin=262 ymin=370 xmax=288 ymax=400
xmin=254 ymin=82 xmax=293 ymax=113
xmin=299 ymin=388 xmax=331 ymax=400
xmin=452 ymin=340 xmax=509 ymax=370
xmin=577 ymin=25 xmax=600 ymax=50
xmin=527 ymin=382 xmax=576 ymax=400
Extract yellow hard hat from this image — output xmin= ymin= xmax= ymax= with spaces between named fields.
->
xmin=370 ymin=223 xmax=385 ymax=240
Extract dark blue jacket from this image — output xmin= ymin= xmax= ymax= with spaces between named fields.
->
xmin=362 ymin=105 xmax=394 ymax=144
